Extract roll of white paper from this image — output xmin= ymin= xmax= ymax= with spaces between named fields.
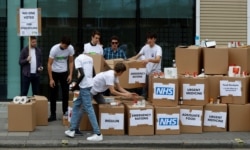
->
xmin=13 ymin=96 xmax=21 ymax=104
xmin=20 ymin=96 xmax=29 ymax=104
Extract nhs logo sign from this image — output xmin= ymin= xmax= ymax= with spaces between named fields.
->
xmin=153 ymin=83 xmax=175 ymax=99
xmin=157 ymin=114 xmax=179 ymax=130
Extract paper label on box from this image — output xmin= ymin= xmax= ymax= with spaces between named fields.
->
xmin=164 ymin=68 xmax=177 ymax=78
xmin=204 ymin=110 xmax=226 ymax=128
xmin=128 ymin=68 xmax=146 ymax=84
xmin=183 ymin=84 xmax=205 ymax=100
xmin=130 ymin=109 xmax=153 ymax=126
xmin=180 ymin=109 xmax=202 ymax=126
xmin=156 ymin=113 xmax=179 ymax=130
xmin=220 ymin=80 xmax=242 ymax=96
xmin=153 ymin=83 xmax=175 ymax=100
xmin=100 ymin=113 xmax=124 ymax=130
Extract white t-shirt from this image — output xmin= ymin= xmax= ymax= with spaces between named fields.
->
xmin=84 ymin=43 xmax=103 ymax=55
xmin=74 ymin=54 xmax=93 ymax=88
xmin=139 ymin=44 xmax=162 ymax=75
xmin=30 ymin=48 xmax=37 ymax=73
xmin=49 ymin=43 xmax=75 ymax=73
xmin=90 ymin=70 xmax=119 ymax=95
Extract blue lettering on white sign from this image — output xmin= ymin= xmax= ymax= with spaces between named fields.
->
xmin=155 ymin=87 xmax=174 ymax=95
xmin=159 ymin=118 xmax=178 ymax=126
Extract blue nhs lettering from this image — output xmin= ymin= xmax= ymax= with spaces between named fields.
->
xmin=159 ymin=118 xmax=178 ymax=126
xmin=155 ymin=87 xmax=173 ymax=95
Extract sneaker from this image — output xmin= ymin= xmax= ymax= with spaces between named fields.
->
xmin=75 ymin=129 xmax=83 ymax=136
xmin=65 ymin=130 xmax=75 ymax=138
xmin=48 ymin=115 xmax=56 ymax=122
xmin=86 ymin=134 xmax=103 ymax=142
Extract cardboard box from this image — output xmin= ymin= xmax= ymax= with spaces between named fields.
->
xmin=208 ymin=75 xmax=223 ymax=101
xmin=87 ymin=54 xmax=110 ymax=74
xmin=229 ymin=104 xmax=250 ymax=131
xmin=149 ymin=77 xmax=178 ymax=107
xmin=126 ymin=104 xmax=154 ymax=135
xmin=220 ymin=76 xmax=249 ymax=104
xmin=229 ymin=47 xmax=250 ymax=73
xmin=119 ymin=60 xmax=146 ymax=89
xmin=69 ymin=91 xmax=74 ymax=101
xmin=203 ymin=47 xmax=228 ymax=74
xmin=8 ymin=102 xmax=36 ymax=131
xmin=155 ymin=106 xmax=180 ymax=135
xmin=34 ymin=95 xmax=48 ymax=126
xmin=203 ymin=104 xmax=227 ymax=132
xmin=105 ymin=59 xmax=124 ymax=69
xmin=180 ymin=105 xmax=203 ymax=134
xmin=180 ymin=77 xmax=209 ymax=106
xmin=175 ymin=46 xmax=202 ymax=74
xmin=99 ymin=104 xmax=124 ymax=135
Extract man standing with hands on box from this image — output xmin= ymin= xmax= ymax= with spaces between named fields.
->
xmin=47 ymin=36 xmax=74 ymax=122
xmin=130 ymin=32 xmax=162 ymax=99
xmin=19 ymin=36 xmax=43 ymax=96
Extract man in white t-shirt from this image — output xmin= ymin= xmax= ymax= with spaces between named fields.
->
xmin=65 ymin=52 xmax=103 ymax=142
xmin=47 ymin=36 xmax=75 ymax=122
xmin=91 ymin=62 xmax=137 ymax=103
xmin=130 ymin=32 xmax=162 ymax=98
xmin=84 ymin=30 xmax=103 ymax=55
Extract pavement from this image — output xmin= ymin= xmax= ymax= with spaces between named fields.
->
xmin=1 ymin=102 xmax=250 ymax=149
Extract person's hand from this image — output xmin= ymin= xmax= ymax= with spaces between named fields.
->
xmin=67 ymin=75 xmax=72 ymax=84
xmin=142 ymin=59 xmax=149 ymax=65
xmin=26 ymin=56 xmax=31 ymax=61
xmin=50 ymin=79 xmax=55 ymax=88
xmin=38 ymin=66 xmax=43 ymax=72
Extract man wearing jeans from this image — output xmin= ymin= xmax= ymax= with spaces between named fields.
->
xmin=65 ymin=52 xmax=103 ymax=141
xmin=47 ymin=36 xmax=74 ymax=122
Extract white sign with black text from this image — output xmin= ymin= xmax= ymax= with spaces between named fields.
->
xmin=204 ymin=111 xmax=227 ymax=128
xmin=101 ymin=113 xmax=124 ymax=130
xmin=180 ymin=109 xmax=202 ymax=126
xmin=220 ymin=80 xmax=242 ymax=96
xmin=130 ymin=109 xmax=153 ymax=126
xmin=183 ymin=84 xmax=205 ymax=100
xmin=19 ymin=8 xmax=39 ymax=36
xmin=128 ymin=68 xmax=146 ymax=84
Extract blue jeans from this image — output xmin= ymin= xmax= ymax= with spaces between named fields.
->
xmin=69 ymin=87 xmax=100 ymax=134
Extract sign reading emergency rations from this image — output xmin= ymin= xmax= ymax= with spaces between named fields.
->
xmin=17 ymin=8 xmax=42 ymax=36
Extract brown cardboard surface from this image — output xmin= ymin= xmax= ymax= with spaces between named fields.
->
xmin=105 ymin=59 xmax=124 ymax=69
xmin=175 ymin=46 xmax=201 ymax=74
xmin=34 ymin=95 xmax=48 ymax=126
xmin=8 ymin=102 xmax=36 ymax=132
xmin=203 ymin=48 xmax=228 ymax=74
xmin=203 ymin=104 xmax=227 ymax=132
xmin=154 ymin=106 xmax=180 ymax=135
xmin=99 ymin=104 xmax=124 ymax=135
xmin=180 ymin=105 xmax=203 ymax=134
xmin=229 ymin=48 xmax=250 ymax=73
xmin=69 ymin=91 xmax=74 ymax=101
xmin=119 ymin=60 xmax=146 ymax=89
xmin=180 ymin=77 xmax=209 ymax=106
xmin=126 ymin=104 xmax=154 ymax=135
xmin=220 ymin=76 xmax=249 ymax=104
xmin=208 ymin=75 xmax=223 ymax=101
xmin=229 ymin=104 xmax=250 ymax=131
xmin=87 ymin=54 xmax=110 ymax=74
xmin=149 ymin=78 xmax=178 ymax=107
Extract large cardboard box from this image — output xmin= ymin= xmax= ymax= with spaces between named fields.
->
xmin=203 ymin=104 xmax=227 ymax=132
xmin=229 ymin=104 xmax=250 ymax=131
xmin=220 ymin=76 xmax=249 ymax=104
xmin=126 ymin=104 xmax=154 ymax=135
xmin=149 ymin=77 xmax=178 ymax=107
xmin=208 ymin=75 xmax=223 ymax=101
xmin=175 ymin=46 xmax=202 ymax=74
xmin=155 ymin=106 xmax=180 ymax=135
xmin=87 ymin=54 xmax=110 ymax=74
xmin=8 ymin=102 xmax=36 ymax=131
xmin=180 ymin=77 xmax=209 ymax=106
xmin=203 ymin=47 xmax=228 ymax=75
xmin=99 ymin=104 xmax=124 ymax=135
xmin=34 ymin=95 xmax=48 ymax=126
xmin=105 ymin=59 xmax=124 ymax=69
xmin=180 ymin=105 xmax=203 ymax=134
xmin=229 ymin=47 xmax=250 ymax=73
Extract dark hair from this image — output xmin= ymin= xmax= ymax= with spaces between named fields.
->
xmin=114 ymin=62 xmax=126 ymax=73
xmin=61 ymin=36 xmax=71 ymax=45
xmin=91 ymin=30 xmax=101 ymax=37
xmin=147 ymin=32 xmax=157 ymax=39
xmin=110 ymin=35 xmax=119 ymax=42
xmin=30 ymin=36 xmax=37 ymax=40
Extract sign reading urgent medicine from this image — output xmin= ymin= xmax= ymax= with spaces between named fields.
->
xmin=153 ymin=83 xmax=175 ymax=100
xmin=183 ymin=84 xmax=204 ymax=100
xmin=17 ymin=8 xmax=42 ymax=36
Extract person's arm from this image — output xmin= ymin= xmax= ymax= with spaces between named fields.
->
xmin=71 ymin=68 xmax=84 ymax=91
xmin=144 ymin=55 xmax=161 ymax=64
xmin=115 ymin=82 xmax=130 ymax=93
xmin=19 ymin=47 xmax=30 ymax=66
xmin=109 ymin=85 xmax=132 ymax=97
xmin=47 ymin=57 xmax=55 ymax=88
xmin=129 ymin=53 xmax=142 ymax=60
xmin=67 ymin=55 xmax=74 ymax=83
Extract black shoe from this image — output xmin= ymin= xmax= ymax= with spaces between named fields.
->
xmin=75 ymin=129 xmax=83 ymax=136
xmin=48 ymin=115 xmax=56 ymax=122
